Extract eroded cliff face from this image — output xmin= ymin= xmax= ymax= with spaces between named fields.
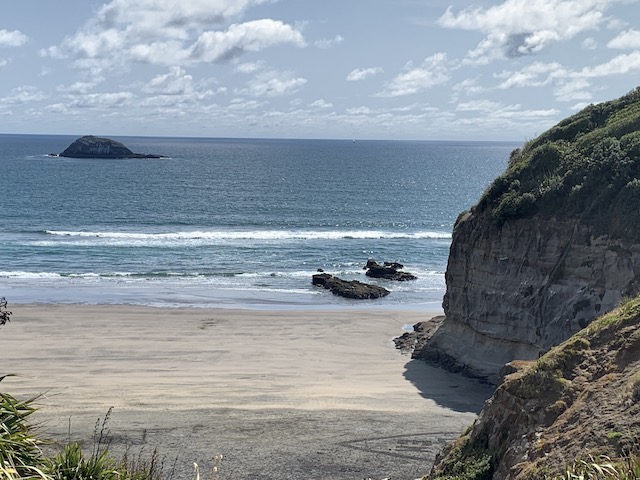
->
xmin=416 ymin=210 xmax=640 ymax=383
xmin=428 ymin=298 xmax=640 ymax=480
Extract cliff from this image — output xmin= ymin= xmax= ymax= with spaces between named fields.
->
xmin=428 ymin=295 xmax=640 ymax=480
xmin=59 ymin=135 xmax=162 ymax=159
xmin=414 ymin=87 xmax=640 ymax=383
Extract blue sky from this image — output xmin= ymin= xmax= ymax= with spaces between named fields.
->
xmin=1 ymin=0 xmax=639 ymax=140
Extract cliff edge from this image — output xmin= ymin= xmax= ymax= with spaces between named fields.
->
xmin=414 ymin=87 xmax=640 ymax=383
xmin=428 ymin=295 xmax=640 ymax=480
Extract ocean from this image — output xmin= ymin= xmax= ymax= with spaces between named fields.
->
xmin=0 ymin=134 xmax=518 ymax=309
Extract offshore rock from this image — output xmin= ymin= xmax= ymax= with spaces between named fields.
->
xmin=312 ymin=273 xmax=390 ymax=299
xmin=58 ymin=135 xmax=162 ymax=159
xmin=364 ymin=259 xmax=417 ymax=281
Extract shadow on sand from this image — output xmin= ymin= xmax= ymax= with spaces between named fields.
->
xmin=403 ymin=359 xmax=495 ymax=414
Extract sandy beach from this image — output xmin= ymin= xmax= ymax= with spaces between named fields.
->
xmin=0 ymin=304 xmax=493 ymax=480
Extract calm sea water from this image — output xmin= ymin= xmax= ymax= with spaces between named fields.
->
xmin=0 ymin=134 xmax=517 ymax=308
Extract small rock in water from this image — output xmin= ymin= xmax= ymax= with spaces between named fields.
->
xmin=364 ymin=259 xmax=417 ymax=281
xmin=312 ymin=273 xmax=390 ymax=299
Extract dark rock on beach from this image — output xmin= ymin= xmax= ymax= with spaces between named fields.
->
xmin=312 ymin=273 xmax=390 ymax=299
xmin=364 ymin=259 xmax=417 ymax=281
xmin=393 ymin=315 xmax=445 ymax=354
xmin=58 ymin=135 xmax=162 ymax=159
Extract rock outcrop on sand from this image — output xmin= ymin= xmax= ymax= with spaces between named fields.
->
xmin=312 ymin=273 xmax=390 ymax=299
xmin=364 ymin=259 xmax=417 ymax=281
xmin=428 ymin=296 xmax=640 ymax=480
xmin=412 ymin=87 xmax=640 ymax=383
xmin=58 ymin=135 xmax=162 ymax=159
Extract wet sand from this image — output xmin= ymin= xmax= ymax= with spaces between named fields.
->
xmin=0 ymin=304 xmax=493 ymax=480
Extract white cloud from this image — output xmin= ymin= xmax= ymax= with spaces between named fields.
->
xmin=314 ymin=34 xmax=344 ymax=49
xmin=144 ymin=67 xmax=194 ymax=95
xmin=191 ymin=20 xmax=305 ymax=63
xmin=439 ymin=0 xmax=614 ymax=64
xmin=228 ymin=98 xmax=266 ymax=110
xmin=607 ymin=29 xmax=640 ymax=49
xmin=456 ymin=99 xmax=515 ymax=112
xmin=0 ymin=29 xmax=27 ymax=47
xmin=346 ymin=106 xmax=373 ymax=115
xmin=377 ymin=53 xmax=449 ymax=97
xmin=68 ymin=92 xmax=134 ymax=109
xmin=451 ymin=78 xmax=485 ymax=101
xmin=571 ymin=101 xmax=592 ymax=111
xmin=57 ymin=81 xmax=101 ymax=94
xmin=45 ymin=103 xmax=74 ymax=115
xmin=309 ymin=99 xmax=332 ymax=108
xmin=235 ymin=61 xmax=263 ymax=73
xmin=96 ymin=0 xmax=267 ymax=34
xmin=553 ymin=79 xmax=593 ymax=101
xmin=578 ymin=50 xmax=640 ymax=77
xmin=1 ymin=86 xmax=46 ymax=104
xmin=0 ymin=58 xmax=11 ymax=68
xmin=493 ymin=50 xmax=640 ymax=103
xmin=130 ymin=41 xmax=191 ymax=66
xmin=495 ymin=61 xmax=564 ymax=89
xmin=42 ymin=0 xmax=305 ymax=73
xmin=241 ymin=69 xmax=307 ymax=97
xmin=581 ymin=37 xmax=598 ymax=50
xmin=346 ymin=67 xmax=383 ymax=81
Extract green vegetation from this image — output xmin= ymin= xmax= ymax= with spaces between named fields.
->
xmin=554 ymin=453 xmax=640 ymax=479
xmin=0 ymin=298 xmax=11 ymax=329
xmin=429 ymin=292 xmax=640 ymax=479
xmin=0 ymin=392 xmax=49 ymax=479
xmin=429 ymin=435 xmax=493 ymax=480
xmin=478 ymin=87 xmax=640 ymax=237
xmin=0 ymin=395 xmax=173 ymax=480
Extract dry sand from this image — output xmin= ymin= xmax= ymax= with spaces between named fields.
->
xmin=0 ymin=304 xmax=493 ymax=480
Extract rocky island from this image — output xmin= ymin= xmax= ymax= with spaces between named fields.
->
xmin=56 ymin=135 xmax=162 ymax=159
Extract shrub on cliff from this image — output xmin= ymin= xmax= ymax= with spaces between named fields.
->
xmin=478 ymin=87 xmax=640 ymax=238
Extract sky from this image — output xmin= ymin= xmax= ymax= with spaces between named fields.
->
xmin=1 ymin=0 xmax=639 ymax=141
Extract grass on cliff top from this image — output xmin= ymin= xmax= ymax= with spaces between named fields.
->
xmin=477 ymin=86 xmax=640 ymax=238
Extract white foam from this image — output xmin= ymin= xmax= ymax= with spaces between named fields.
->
xmin=0 ymin=271 xmax=62 ymax=279
xmin=43 ymin=229 xmax=452 ymax=244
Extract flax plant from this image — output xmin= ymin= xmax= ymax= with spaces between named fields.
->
xmin=0 ymin=391 xmax=51 ymax=480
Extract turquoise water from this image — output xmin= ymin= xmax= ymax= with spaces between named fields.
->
xmin=0 ymin=134 xmax=516 ymax=308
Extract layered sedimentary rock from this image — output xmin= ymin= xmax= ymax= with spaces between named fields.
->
xmin=414 ymin=87 xmax=640 ymax=383
xmin=418 ymin=213 xmax=640 ymax=382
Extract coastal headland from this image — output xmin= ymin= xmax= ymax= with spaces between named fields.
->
xmin=0 ymin=304 xmax=493 ymax=480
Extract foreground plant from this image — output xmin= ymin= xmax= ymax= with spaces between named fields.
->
xmin=0 ymin=391 xmax=51 ymax=480
xmin=48 ymin=408 xmax=177 ymax=480
xmin=553 ymin=452 xmax=640 ymax=480
xmin=48 ymin=442 xmax=117 ymax=480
